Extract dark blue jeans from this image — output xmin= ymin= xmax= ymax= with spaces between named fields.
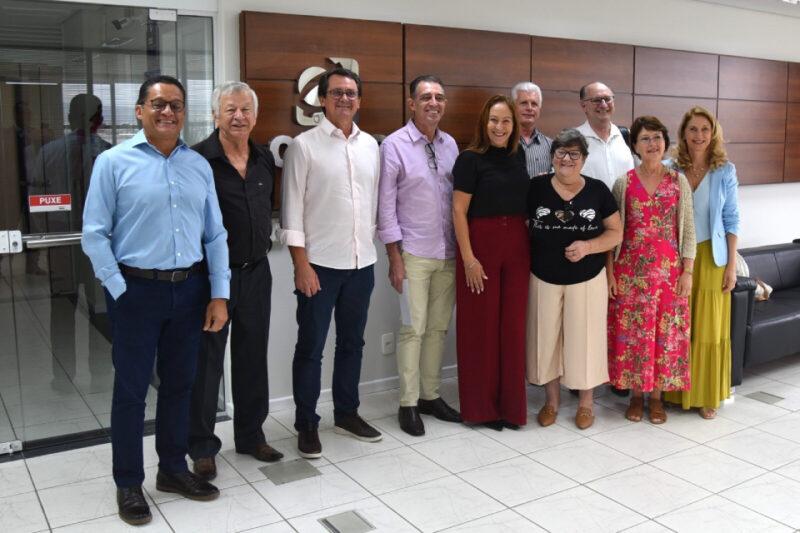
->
xmin=293 ymin=264 xmax=374 ymax=431
xmin=105 ymin=272 xmax=208 ymax=488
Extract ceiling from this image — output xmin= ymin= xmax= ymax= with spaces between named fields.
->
xmin=695 ymin=0 xmax=800 ymax=18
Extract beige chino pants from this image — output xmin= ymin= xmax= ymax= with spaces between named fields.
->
xmin=397 ymin=251 xmax=456 ymax=406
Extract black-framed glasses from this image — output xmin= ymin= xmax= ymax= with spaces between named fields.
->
xmin=554 ymin=149 xmax=583 ymax=161
xmin=148 ymin=99 xmax=185 ymax=112
xmin=425 ymin=142 xmax=437 ymax=171
xmin=327 ymin=88 xmax=359 ymax=100
xmin=581 ymin=96 xmax=614 ymax=106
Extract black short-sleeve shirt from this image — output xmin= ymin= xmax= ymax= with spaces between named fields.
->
xmin=527 ymin=174 xmax=618 ymax=285
xmin=453 ymin=147 xmax=529 ymax=217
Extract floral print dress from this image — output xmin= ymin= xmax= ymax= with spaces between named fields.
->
xmin=608 ymin=169 xmax=690 ymax=392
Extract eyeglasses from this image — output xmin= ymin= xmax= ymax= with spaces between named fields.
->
xmin=148 ymin=99 xmax=185 ymax=112
xmin=638 ymin=134 xmax=665 ymax=145
xmin=425 ymin=142 xmax=437 ymax=171
xmin=553 ymin=149 xmax=583 ymax=161
xmin=327 ymin=89 xmax=359 ymax=100
xmin=581 ymin=96 xmax=614 ymax=106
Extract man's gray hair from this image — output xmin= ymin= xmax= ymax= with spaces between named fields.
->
xmin=511 ymin=81 xmax=543 ymax=105
xmin=211 ymin=81 xmax=259 ymax=117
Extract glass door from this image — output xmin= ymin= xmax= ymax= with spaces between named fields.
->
xmin=0 ymin=0 xmax=214 ymax=453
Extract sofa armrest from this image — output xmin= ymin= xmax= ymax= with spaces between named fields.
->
xmin=730 ymin=276 xmax=755 ymax=386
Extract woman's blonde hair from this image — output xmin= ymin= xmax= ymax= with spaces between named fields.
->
xmin=672 ymin=106 xmax=728 ymax=171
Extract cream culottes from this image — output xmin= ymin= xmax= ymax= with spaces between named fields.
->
xmin=526 ymin=269 xmax=609 ymax=390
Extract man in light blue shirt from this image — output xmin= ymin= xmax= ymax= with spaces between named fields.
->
xmin=82 ymin=75 xmax=230 ymax=526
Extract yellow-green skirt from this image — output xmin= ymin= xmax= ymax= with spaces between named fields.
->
xmin=664 ymin=241 xmax=731 ymax=409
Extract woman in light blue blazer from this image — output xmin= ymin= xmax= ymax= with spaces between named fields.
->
xmin=663 ymin=106 xmax=740 ymax=418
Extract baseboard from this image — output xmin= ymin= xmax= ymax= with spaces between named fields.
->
xmin=227 ymin=364 xmax=458 ymax=415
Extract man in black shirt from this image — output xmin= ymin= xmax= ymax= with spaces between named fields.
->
xmin=189 ymin=81 xmax=282 ymax=479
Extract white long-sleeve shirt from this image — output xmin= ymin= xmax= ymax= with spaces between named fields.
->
xmin=278 ymin=116 xmax=380 ymax=269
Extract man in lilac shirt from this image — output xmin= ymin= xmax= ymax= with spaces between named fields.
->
xmin=378 ymin=75 xmax=461 ymax=436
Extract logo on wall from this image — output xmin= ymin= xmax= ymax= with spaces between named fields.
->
xmin=294 ymin=57 xmax=360 ymax=126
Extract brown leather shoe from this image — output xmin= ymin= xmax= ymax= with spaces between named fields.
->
xmin=537 ymin=404 xmax=557 ymax=427
xmin=575 ymin=407 xmax=595 ymax=430
xmin=251 ymin=443 xmax=284 ymax=463
xmin=193 ymin=457 xmax=217 ymax=481
xmin=649 ymin=399 xmax=667 ymax=424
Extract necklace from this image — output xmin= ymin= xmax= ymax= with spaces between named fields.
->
xmin=686 ymin=160 xmax=709 ymax=189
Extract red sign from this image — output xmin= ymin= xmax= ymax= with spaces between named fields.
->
xmin=29 ymin=194 xmax=72 ymax=213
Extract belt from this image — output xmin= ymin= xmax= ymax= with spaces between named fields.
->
xmin=231 ymin=256 xmax=267 ymax=270
xmin=120 ymin=262 xmax=205 ymax=282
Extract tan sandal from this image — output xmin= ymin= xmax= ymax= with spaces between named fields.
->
xmin=625 ymin=396 xmax=644 ymax=422
xmin=649 ymin=398 xmax=667 ymax=424
xmin=699 ymin=407 xmax=717 ymax=419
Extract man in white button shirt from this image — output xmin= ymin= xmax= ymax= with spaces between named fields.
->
xmin=279 ymin=67 xmax=382 ymax=459
xmin=575 ymin=82 xmax=634 ymax=190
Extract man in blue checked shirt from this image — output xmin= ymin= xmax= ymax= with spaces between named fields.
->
xmin=82 ymin=75 xmax=230 ymax=526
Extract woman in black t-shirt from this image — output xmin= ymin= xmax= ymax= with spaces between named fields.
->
xmin=526 ymin=128 xmax=622 ymax=431
xmin=452 ymin=95 xmax=530 ymax=430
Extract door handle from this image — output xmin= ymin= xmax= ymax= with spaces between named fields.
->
xmin=22 ymin=232 xmax=83 ymax=249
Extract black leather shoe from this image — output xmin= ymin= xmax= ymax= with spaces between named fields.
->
xmin=193 ymin=456 xmax=217 ymax=481
xmin=483 ymin=420 xmax=504 ymax=431
xmin=501 ymin=420 xmax=521 ymax=430
xmin=334 ymin=414 xmax=382 ymax=442
xmin=610 ymin=386 xmax=630 ymax=397
xmin=156 ymin=470 xmax=219 ymax=501
xmin=418 ymin=397 xmax=462 ymax=423
xmin=398 ymin=406 xmax=425 ymax=436
xmin=297 ymin=429 xmax=322 ymax=459
xmin=249 ymin=442 xmax=284 ymax=463
xmin=117 ymin=486 xmax=151 ymax=525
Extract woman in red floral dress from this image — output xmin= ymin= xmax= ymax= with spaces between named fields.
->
xmin=607 ymin=116 xmax=696 ymax=424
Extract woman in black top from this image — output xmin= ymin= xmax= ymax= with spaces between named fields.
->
xmin=452 ymin=95 xmax=530 ymax=430
xmin=526 ymin=128 xmax=622 ymax=430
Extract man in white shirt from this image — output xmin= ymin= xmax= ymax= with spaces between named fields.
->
xmin=575 ymin=82 xmax=634 ymax=190
xmin=279 ymin=67 xmax=382 ymax=459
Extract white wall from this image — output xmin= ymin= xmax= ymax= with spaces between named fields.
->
xmin=55 ymin=0 xmax=800 ymax=405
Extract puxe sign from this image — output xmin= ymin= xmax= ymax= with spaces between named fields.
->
xmin=269 ymin=57 xmax=361 ymax=168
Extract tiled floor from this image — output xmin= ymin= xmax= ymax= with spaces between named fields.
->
xmin=4 ymin=355 xmax=800 ymax=532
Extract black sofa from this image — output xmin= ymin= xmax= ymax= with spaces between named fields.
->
xmin=731 ymin=239 xmax=800 ymax=384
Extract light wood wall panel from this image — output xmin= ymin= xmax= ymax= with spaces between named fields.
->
xmin=634 ymin=48 xmax=718 ymax=98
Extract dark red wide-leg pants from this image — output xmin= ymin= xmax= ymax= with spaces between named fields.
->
xmin=456 ymin=215 xmax=530 ymax=425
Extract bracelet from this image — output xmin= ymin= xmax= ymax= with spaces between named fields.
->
xmin=683 ymin=270 xmax=693 ymax=275
xmin=466 ymin=260 xmax=479 ymax=271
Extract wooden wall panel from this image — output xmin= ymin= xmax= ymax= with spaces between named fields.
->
xmin=634 ymin=48 xmax=717 ymax=98
xmin=717 ymin=100 xmax=786 ymax=143
xmin=240 ymin=12 xmax=402 ymax=82
xmin=725 ymin=143 xmax=785 ymax=185
xmin=532 ymin=37 xmax=634 ymax=93
xmin=719 ymin=56 xmax=788 ymax=102
xmin=786 ymin=103 xmax=800 ymax=182
xmin=632 ymin=95 xmax=717 ymax=145
xmin=537 ymin=90 xmax=633 ymax=138
xmin=404 ymin=25 xmax=529 ymax=89
xmin=790 ymin=63 xmax=800 ymax=103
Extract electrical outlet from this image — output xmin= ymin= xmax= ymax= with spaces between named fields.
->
xmin=381 ymin=332 xmax=395 ymax=355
